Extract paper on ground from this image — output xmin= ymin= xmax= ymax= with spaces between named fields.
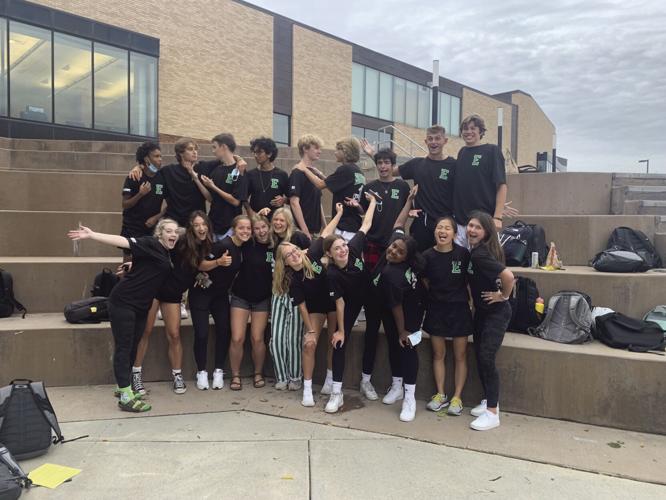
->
xmin=28 ymin=463 xmax=81 ymax=489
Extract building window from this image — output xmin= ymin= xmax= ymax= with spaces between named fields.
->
xmin=94 ymin=43 xmax=128 ymax=133
xmin=0 ymin=19 xmax=7 ymax=116
xmin=351 ymin=62 xmax=364 ymax=114
xmin=130 ymin=52 xmax=157 ymax=137
xmin=378 ymin=72 xmax=392 ymax=121
xmin=9 ymin=21 xmax=52 ymax=123
xmin=438 ymin=92 xmax=451 ymax=134
xmin=54 ymin=33 xmax=92 ymax=128
xmin=417 ymin=84 xmax=430 ymax=129
xmin=393 ymin=77 xmax=405 ymax=124
xmin=364 ymin=67 xmax=379 ymax=117
xmin=351 ymin=126 xmax=392 ymax=150
xmin=273 ymin=113 xmax=290 ymax=146
xmin=450 ymin=96 xmax=461 ymax=135
xmin=405 ymin=81 xmax=418 ymax=127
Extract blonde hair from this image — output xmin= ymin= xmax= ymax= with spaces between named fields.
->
xmin=272 ymin=242 xmax=315 ymax=295
xmin=297 ymin=134 xmax=323 ymax=157
xmin=251 ymin=213 xmax=273 ymax=248
xmin=153 ymin=218 xmax=179 ymax=238
xmin=270 ymin=207 xmax=296 ymax=246
xmin=335 ymin=137 xmax=361 ymax=164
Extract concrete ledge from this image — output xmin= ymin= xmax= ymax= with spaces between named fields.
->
xmin=512 ymin=265 xmax=666 ymax=317
xmin=1 ymin=313 xmax=664 ymax=434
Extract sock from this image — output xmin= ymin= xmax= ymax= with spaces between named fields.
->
xmin=214 ymin=368 xmax=223 ymax=374
xmin=361 ymin=372 xmax=371 ymax=383
xmin=392 ymin=376 xmax=403 ymax=387
xmin=404 ymin=384 xmax=416 ymax=400
xmin=172 ymin=369 xmax=181 ymax=376
xmin=332 ymin=381 xmax=342 ymax=394
xmin=119 ymin=386 xmax=134 ymax=403
xmin=303 ymin=379 xmax=312 ymax=390
xmin=132 ymin=366 xmax=142 ymax=373
xmin=325 ymin=369 xmax=333 ymax=382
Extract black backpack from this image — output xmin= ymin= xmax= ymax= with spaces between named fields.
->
xmin=591 ymin=249 xmax=646 ymax=273
xmin=0 ymin=443 xmax=30 ymax=500
xmin=508 ymin=277 xmax=542 ymax=333
xmin=607 ymin=227 xmax=662 ymax=270
xmin=64 ymin=297 xmax=110 ymax=324
xmin=91 ymin=268 xmax=119 ymax=297
xmin=499 ymin=221 xmax=548 ymax=267
xmin=0 ymin=270 xmax=26 ymax=319
xmin=0 ymin=380 xmax=64 ymax=460
xmin=594 ymin=312 xmax=666 ymax=353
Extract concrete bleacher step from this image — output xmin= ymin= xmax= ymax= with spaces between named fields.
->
xmin=637 ymin=200 xmax=666 ymax=216
xmin=511 ymin=265 xmax=666 ymax=317
xmin=612 ymin=173 xmax=666 ymax=187
xmin=1 ymin=313 xmax=664 ymax=435
xmin=611 ymin=186 xmax=666 ymax=214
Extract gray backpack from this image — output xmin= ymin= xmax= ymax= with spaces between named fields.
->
xmin=643 ymin=306 xmax=666 ymax=339
xmin=528 ymin=292 xmax=593 ymax=344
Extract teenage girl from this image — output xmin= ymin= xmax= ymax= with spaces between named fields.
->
xmin=67 ymin=219 xmax=179 ymax=412
xmin=272 ymin=203 xmax=344 ymax=406
xmin=190 ymin=215 xmax=251 ymax=390
xmin=228 ymin=214 xmax=274 ymax=390
xmin=466 ymin=210 xmax=514 ymax=431
xmin=322 ymin=193 xmax=377 ymax=413
xmin=422 ymin=216 xmax=472 ymax=416
xmin=271 ymin=206 xmax=311 ymax=250
xmin=132 ymin=211 xmax=213 ymax=396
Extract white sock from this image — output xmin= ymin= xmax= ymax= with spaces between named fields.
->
xmin=332 ymin=381 xmax=342 ymax=394
xmin=172 ymin=369 xmax=181 ymax=376
xmin=325 ymin=369 xmax=333 ymax=382
xmin=404 ymin=384 xmax=416 ymax=400
xmin=361 ymin=372 xmax=371 ymax=383
xmin=214 ymin=368 xmax=223 ymax=374
xmin=303 ymin=379 xmax=312 ymax=389
xmin=392 ymin=376 xmax=403 ymax=387
xmin=132 ymin=366 xmax=142 ymax=373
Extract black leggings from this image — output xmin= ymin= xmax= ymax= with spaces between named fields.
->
xmin=473 ymin=303 xmax=511 ymax=408
xmin=380 ymin=306 xmax=418 ymax=385
xmin=362 ymin=298 xmax=381 ymax=375
xmin=189 ymin=287 xmax=231 ymax=372
xmin=108 ymin=303 xmax=148 ymax=388
xmin=332 ymin=300 xmax=363 ymax=383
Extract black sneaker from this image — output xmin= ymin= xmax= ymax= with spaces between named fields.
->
xmin=131 ymin=371 xmax=147 ymax=396
xmin=173 ymin=373 xmax=187 ymax=394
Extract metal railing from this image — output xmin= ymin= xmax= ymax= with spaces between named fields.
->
xmin=378 ymin=124 xmax=428 ymax=157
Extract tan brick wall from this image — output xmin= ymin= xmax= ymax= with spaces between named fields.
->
xmin=461 ymin=88 xmax=514 ymax=165
xmin=292 ymin=26 xmax=352 ymax=150
xmin=33 ymin=0 xmax=274 ymax=144
xmin=393 ymin=124 xmax=465 ymax=159
xmin=509 ymin=92 xmax=555 ymax=167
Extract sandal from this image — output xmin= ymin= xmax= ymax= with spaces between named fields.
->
xmin=230 ymin=375 xmax=242 ymax=391
xmin=118 ymin=396 xmax=151 ymax=413
xmin=253 ymin=373 xmax=266 ymax=388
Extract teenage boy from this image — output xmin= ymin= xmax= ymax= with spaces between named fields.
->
xmin=289 ymin=134 xmax=327 ymax=238
xmin=294 ymin=137 xmax=365 ymax=242
xmin=244 ymin=136 xmax=289 ymax=219
xmin=362 ymin=125 xmax=455 ymax=252
xmin=453 ymin=114 xmax=507 ymax=245
xmin=199 ymin=133 xmax=248 ymax=240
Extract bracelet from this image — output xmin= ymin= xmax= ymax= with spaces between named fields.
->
xmin=493 ymin=216 xmax=503 ymax=221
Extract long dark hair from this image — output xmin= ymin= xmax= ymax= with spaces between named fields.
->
xmin=468 ymin=210 xmax=504 ymax=263
xmin=379 ymin=233 xmax=425 ymax=274
xmin=179 ymin=210 xmax=213 ymax=270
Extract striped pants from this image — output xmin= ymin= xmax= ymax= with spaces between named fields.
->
xmin=269 ymin=294 xmax=304 ymax=383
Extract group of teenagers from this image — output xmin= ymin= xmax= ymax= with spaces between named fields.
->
xmin=67 ymin=113 xmax=516 ymax=431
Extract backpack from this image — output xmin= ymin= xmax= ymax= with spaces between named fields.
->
xmin=607 ymin=227 xmax=662 ymax=270
xmin=499 ymin=221 xmax=548 ymax=267
xmin=594 ymin=312 xmax=666 ymax=353
xmin=0 ymin=380 xmax=64 ymax=460
xmin=643 ymin=306 xmax=666 ymax=339
xmin=64 ymin=297 xmax=110 ymax=324
xmin=591 ymin=249 xmax=646 ymax=273
xmin=528 ymin=291 xmax=593 ymax=344
xmin=0 ymin=443 xmax=30 ymax=500
xmin=508 ymin=277 xmax=542 ymax=333
xmin=91 ymin=268 xmax=119 ymax=297
xmin=0 ymin=270 xmax=26 ymax=319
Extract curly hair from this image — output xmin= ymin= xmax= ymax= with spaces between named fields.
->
xmin=135 ymin=141 xmax=160 ymax=165
xmin=250 ymin=136 xmax=278 ymax=162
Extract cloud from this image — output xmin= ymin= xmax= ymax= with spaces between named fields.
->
xmin=247 ymin=0 xmax=666 ymax=172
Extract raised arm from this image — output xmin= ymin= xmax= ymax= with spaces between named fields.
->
xmin=67 ymin=225 xmax=129 ymax=249
xmin=321 ymin=202 xmax=344 ymax=238
xmin=294 ymin=164 xmax=327 ymax=190
xmin=358 ymin=193 xmax=378 ymax=235
xmin=393 ymin=185 xmax=418 ymax=229
xmin=183 ymin=161 xmax=211 ymax=203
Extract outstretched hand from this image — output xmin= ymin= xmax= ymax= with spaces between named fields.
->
xmin=360 ymin=138 xmax=375 ymax=157
xmin=503 ymin=200 xmax=519 ymax=219
xmin=67 ymin=225 xmax=93 ymax=241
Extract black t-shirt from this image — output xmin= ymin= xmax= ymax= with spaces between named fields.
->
xmin=247 ymin=167 xmax=289 ymax=217
xmin=289 ymin=168 xmax=322 ymax=234
xmin=360 ymin=178 xmax=410 ymax=246
xmin=159 ymin=163 xmax=208 ymax=226
xmin=203 ymin=160 xmax=249 ymax=235
xmin=276 ymin=231 xmax=311 ymax=250
xmin=121 ymin=172 xmax=164 ymax=237
xmin=231 ymin=241 xmax=274 ymax=302
xmin=288 ymin=238 xmax=334 ymax=313
xmin=158 ymin=241 xmax=199 ymax=300
xmin=327 ymin=231 xmax=369 ymax=305
xmin=454 ymin=144 xmax=506 ymax=225
xmin=206 ymin=236 xmax=243 ymax=292
xmin=325 ymin=163 xmax=365 ymax=232
xmin=467 ymin=244 xmax=506 ymax=311
xmin=422 ymin=244 xmax=470 ymax=304
xmin=380 ymin=262 xmax=424 ymax=333
xmin=399 ymin=156 xmax=455 ymax=218
xmin=109 ymin=236 xmax=172 ymax=312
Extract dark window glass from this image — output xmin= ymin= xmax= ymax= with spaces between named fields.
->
xmin=130 ymin=52 xmax=157 ymax=136
xmin=0 ymin=18 xmax=7 ymax=116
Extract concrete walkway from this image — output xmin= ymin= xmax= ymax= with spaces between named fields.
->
xmin=17 ymin=381 xmax=666 ymax=499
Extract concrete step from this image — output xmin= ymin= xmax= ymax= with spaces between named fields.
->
xmin=511 ymin=265 xmax=666 ymax=317
xmin=655 ymin=233 xmax=666 ymax=265
xmin=638 ymin=200 xmax=666 ymax=216
xmin=514 ymin=215 xmax=657 ymax=266
xmin=1 ymin=313 xmax=664 ymax=435
xmin=0 ymin=211 xmax=122 ymax=256
xmin=611 ymin=186 xmax=666 ymax=214
xmin=613 ymin=173 xmax=666 ymax=187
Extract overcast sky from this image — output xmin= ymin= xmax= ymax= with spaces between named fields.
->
xmin=248 ymin=0 xmax=665 ymax=173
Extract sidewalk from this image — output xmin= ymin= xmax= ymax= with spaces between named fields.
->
xmin=18 ymin=380 xmax=666 ymax=499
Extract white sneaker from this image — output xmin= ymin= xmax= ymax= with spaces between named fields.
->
xmin=180 ymin=303 xmax=189 ymax=319
xmin=288 ymin=379 xmax=302 ymax=391
xmin=360 ymin=380 xmax=379 ymax=401
xmin=325 ymin=392 xmax=344 ymax=413
xmin=357 ymin=308 xmax=366 ymax=322
xmin=212 ymin=369 xmax=224 ymax=389
xmin=399 ymin=398 xmax=416 ymax=422
xmin=302 ymin=390 xmax=315 ymax=407
xmin=320 ymin=379 xmax=333 ymax=395
xmin=274 ymin=381 xmax=289 ymax=390
xmin=471 ymin=399 xmax=487 ymax=417
xmin=196 ymin=370 xmax=209 ymax=390
xmin=382 ymin=384 xmax=404 ymax=405
xmin=157 ymin=308 xmax=163 ymax=321
xmin=470 ymin=410 xmax=500 ymax=431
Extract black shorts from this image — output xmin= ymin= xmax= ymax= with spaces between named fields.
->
xmin=423 ymin=302 xmax=472 ymax=338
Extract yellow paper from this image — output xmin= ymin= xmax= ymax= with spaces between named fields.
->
xmin=28 ymin=463 xmax=81 ymax=489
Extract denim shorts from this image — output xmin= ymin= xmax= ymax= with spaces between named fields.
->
xmin=230 ymin=295 xmax=271 ymax=312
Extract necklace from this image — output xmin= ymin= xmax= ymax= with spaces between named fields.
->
xmin=258 ymin=168 xmax=273 ymax=193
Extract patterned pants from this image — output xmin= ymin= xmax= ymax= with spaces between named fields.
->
xmin=269 ymin=294 xmax=304 ymax=383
